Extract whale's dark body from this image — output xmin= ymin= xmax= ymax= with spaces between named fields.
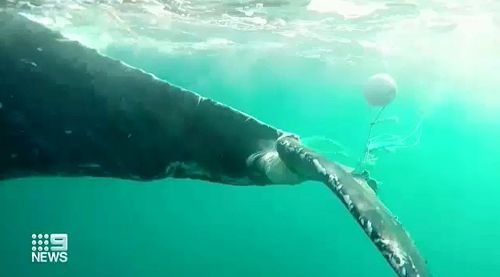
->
xmin=0 ymin=12 xmax=284 ymax=184
xmin=0 ymin=12 xmax=430 ymax=277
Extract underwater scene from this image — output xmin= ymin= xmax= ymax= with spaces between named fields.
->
xmin=1 ymin=1 xmax=500 ymax=276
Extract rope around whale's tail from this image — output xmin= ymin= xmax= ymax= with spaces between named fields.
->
xmin=276 ymin=135 xmax=431 ymax=277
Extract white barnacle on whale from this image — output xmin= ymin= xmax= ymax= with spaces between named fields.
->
xmin=327 ymin=174 xmax=339 ymax=187
xmin=366 ymin=220 xmax=373 ymax=235
xmin=342 ymin=193 xmax=353 ymax=209
xmin=20 ymin=58 xmax=37 ymax=68
xmin=335 ymin=184 xmax=342 ymax=191
xmin=312 ymin=158 xmax=327 ymax=175
xmin=378 ymin=238 xmax=407 ymax=269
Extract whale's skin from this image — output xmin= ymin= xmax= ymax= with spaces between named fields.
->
xmin=0 ymin=12 xmax=430 ymax=277
xmin=0 ymin=12 xmax=286 ymax=185
xmin=276 ymin=135 xmax=430 ymax=277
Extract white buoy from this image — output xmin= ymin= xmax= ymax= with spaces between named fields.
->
xmin=363 ymin=73 xmax=397 ymax=107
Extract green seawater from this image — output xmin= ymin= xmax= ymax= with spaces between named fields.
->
xmin=1 ymin=46 xmax=500 ymax=277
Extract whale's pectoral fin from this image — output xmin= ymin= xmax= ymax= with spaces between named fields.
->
xmin=275 ymin=135 xmax=430 ymax=277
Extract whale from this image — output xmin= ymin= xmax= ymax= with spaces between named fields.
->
xmin=0 ymin=12 xmax=301 ymax=186
xmin=0 ymin=12 xmax=430 ymax=277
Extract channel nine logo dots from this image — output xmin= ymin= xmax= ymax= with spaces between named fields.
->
xmin=31 ymin=233 xmax=68 ymax=263
xmin=31 ymin=233 xmax=50 ymax=252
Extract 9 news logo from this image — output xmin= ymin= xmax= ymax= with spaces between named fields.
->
xmin=31 ymin=233 xmax=68 ymax=263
